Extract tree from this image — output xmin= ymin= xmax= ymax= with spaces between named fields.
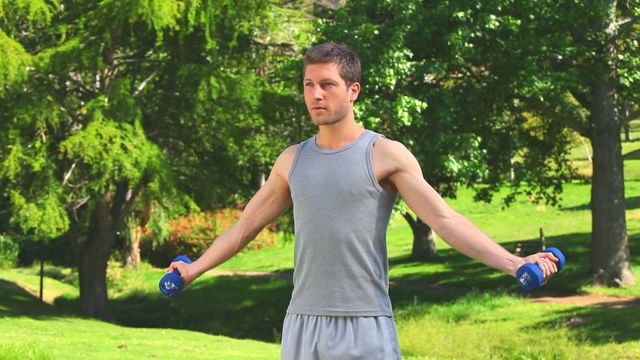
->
xmin=431 ymin=0 xmax=637 ymax=286
xmin=0 ymin=0 xmax=281 ymax=319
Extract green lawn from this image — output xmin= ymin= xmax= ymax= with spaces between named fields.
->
xmin=1 ymin=124 xmax=639 ymax=359
xmin=0 ymin=277 xmax=280 ymax=360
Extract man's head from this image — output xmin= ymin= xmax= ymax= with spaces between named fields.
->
xmin=303 ymin=42 xmax=361 ymax=87
xmin=303 ymin=42 xmax=361 ymax=126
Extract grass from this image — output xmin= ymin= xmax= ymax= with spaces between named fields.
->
xmin=396 ymin=292 xmax=640 ymax=360
xmin=0 ymin=278 xmax=280 ymax=359
xmin=1 ymin=122 xmax=639 ymax=359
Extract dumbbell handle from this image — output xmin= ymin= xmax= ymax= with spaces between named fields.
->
xmin=516 ymin=247 xmax=565 ymax=291
xmin=159 ymin=255 xmax=192 ymax=297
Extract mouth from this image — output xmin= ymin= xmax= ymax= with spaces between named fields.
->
xmin=311 ymin=107 xmax=327 ymax=111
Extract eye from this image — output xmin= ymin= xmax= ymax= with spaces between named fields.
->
xmin=304 ymin=82 xmax=313 ymax=87
xmin=321 ymin=82 xmax=335 ymax=88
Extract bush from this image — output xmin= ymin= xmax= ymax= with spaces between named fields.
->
xmin=17 ymin=235 xmax=74 ymax=267
xmin=143 ymin=208 xmax=278 ymax=266
xmin=0 ymin=234 xmax=19 ymax=268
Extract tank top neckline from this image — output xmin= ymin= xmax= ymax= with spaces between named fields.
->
xmin=311 ymin=129 xmax=371 ymax=154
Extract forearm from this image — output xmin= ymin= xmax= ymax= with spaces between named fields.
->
xmin=435 ymin=211 xmax=525 ymax=277
xmin=188 ymin=221 xmax=257 ymax=279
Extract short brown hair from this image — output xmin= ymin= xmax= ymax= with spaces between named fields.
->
xmin=303 ymin=42 xmax=361 ymax=86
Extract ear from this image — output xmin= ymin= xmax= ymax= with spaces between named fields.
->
xmin=349 ymin=82 xmax=361 ymax=103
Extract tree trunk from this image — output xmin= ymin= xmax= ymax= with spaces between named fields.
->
xmin=124 ymin=227 xmax=142 ymax=269
xmin=70 ymin=191 xmax=118 ymax=321
xmin=403 ymin=213 xmax=437 ymax=261
xmin=124 ymin=199 xmax=151 ymax=269
xmin=589 ymin=0 xmax=635 ymax=286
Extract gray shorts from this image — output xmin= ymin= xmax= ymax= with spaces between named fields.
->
xmin=280 ymin=313 xmax=402 ymax=360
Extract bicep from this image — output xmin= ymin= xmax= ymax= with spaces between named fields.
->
xmin=388 ymin=147 xmax=455 ymax=231
xmin=237 ymin=150 xmax=294 ymax=236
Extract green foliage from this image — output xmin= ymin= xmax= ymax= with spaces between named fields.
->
xmin=0 ymin=0 xmax=56 ymax=28
xmin=8 ymin=187 xmax=68 ymax=237
xmin=61 ymin=117 xmax=159 ymax=194
xmin=316 ymin=0 xmax=637 ymax=209
xmin=317 ymin=0 xmax=497 ymax=201
xmin=0 ymin=233 xmax=19 ymax=268
xmin=0 ymin=0 xmax=302 ymax=315
xmin=0 ymin=29 xmax=32 ymax=94
xmin=0 ymin=0 xmax=284 ymax=239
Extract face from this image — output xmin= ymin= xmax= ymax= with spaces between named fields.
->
xmin=303 ymin=62 xmax=360 ymax=126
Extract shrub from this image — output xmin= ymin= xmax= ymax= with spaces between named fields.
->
xmin=0 ymin=234 xmax=19 ymax=268
xmin=143 ymin=208 xmax=278 ymax=265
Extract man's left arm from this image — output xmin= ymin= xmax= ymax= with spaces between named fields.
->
xmin=383 ymin=140 xmax=558 ymax=278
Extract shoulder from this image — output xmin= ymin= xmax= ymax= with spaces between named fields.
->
xmin=281 ymin=144 xmax=299 ymax=159
xmin=373 ymin=136 xmax=415 ymax=163
xmin=373 ymin=136 xmax=407 ymax=153
xmin=272 ymin=144 xmax=299 ymax=181
xmin=372 ymin=136 xmax=422 ymax=176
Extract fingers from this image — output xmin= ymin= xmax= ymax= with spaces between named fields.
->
xmin=539 ymin=252 xmax=559 ymax=263
xmin=536 ymin=256 xmax=558 ymax=278
xmin=166 ymin=261 xmax=193 ymax=286
xmin=166 ymin=260 xmax=185 ymax=273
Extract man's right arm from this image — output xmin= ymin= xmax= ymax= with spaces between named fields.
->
xmin=166 ymin=145 xmax=297 ymax=285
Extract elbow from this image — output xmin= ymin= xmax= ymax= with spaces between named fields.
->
xmin=430 ymin=210 xmax=457 ymax=233
xmin=429 ymin=211 xmax=460 ymax=240
xmin=224 ymin=221 xmax=254 ymax=253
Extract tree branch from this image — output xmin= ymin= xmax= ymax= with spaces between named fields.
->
xmin=569 ymin=90 xmax=591 ymax=110
xmin=62 ymin=162 xmax=77 ymax=186
xmin=114 ymin=175 xmax=148 ymax=229
xmin=72 ymin=196 xmax=91 ymax=210
xmin=133 ymin=70 xmax=158 ymax=97
xmin=616 ymin=16 xmax=636 ymax=29
xmin=625 ymin=109 xmax=640 ymax=122
xmin=518 ymin=95 xmax=591 ymax=137
xmin=402 ymin=212 xmax=417 ymax=230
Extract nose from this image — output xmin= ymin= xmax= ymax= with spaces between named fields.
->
xmin=311 ymin=86 xmax=324 ymax=101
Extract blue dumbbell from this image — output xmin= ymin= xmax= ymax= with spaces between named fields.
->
xmin=159 ymin=255 xmax=192 ymax=297
xmin=516 ymin=247 xmax=566 ymax=291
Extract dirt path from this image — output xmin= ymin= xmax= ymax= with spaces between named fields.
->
xmin=6 ymin=279 xmax=59 ymax=305
xmin=206 ymin=270 xmax=640 ymax=308
xmin=206 ymin=268 xmax=293 ymax=280
xmin=528 ymin=292 xmax=640 ymax=308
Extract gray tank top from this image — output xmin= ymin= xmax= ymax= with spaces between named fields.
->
xmin=286 ymin=129 xmax=397 ymax=316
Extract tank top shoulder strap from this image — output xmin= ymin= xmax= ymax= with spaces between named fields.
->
xmin=288 ymin=137 xmax=312 ymax=181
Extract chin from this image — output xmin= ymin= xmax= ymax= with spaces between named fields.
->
xmin=311 ymin=116 xmax=341 ymax=126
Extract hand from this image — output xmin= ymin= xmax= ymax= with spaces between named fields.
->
xmin=523 ymin=251 xmax=559 ymax=281
xmin=166 ymin=260 xmax=196 ymax=288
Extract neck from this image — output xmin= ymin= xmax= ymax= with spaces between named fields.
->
xmin=315 ymin=114 xmax=365 ymax=149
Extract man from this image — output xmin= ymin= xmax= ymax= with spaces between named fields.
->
xmin=167 ymin=42 xmax=559 ymax=359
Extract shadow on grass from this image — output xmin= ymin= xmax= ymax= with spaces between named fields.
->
xmin=109 ymin=232 xmax=611 ymax=344
xmin=388 ymin=230 xmax=640 ymax=345
xmin=561 ymin=196 xmax=640 ymax=211
xmin=4 ymin=229 xmax=638 ymax=345
xmin=1 ymin=274 xmax=293 ymax=343
xmin=105 ymin=276 xmax=291 ymax=343
xmin=390 ymin=227 xmax=640 ymax=295
xmin=528 ymin=305 xmax=640 ymax=344
xmin=624 ymin=149 xmax=640 ymax=160
xmin=0 ymin=279 xmax=73 ymax=319
xmin=388 ymin=231 xmax=600 ymax=294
